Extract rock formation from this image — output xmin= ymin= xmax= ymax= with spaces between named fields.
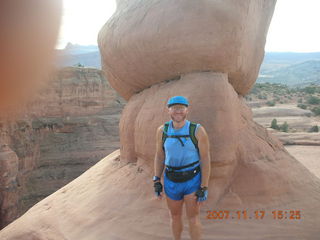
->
xmin=99 ymin=0 xmax=276 ymax=100
xmin=99 ymin=0 xmax=311 ymax=208
xmin=0 ymin=67 xmax=125 ymax=229
xmin=1 ymin=0 xmax=320 ymax=239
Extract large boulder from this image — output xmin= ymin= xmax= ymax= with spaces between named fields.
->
xmin=98 ymin=0 xmax=276 ymax=100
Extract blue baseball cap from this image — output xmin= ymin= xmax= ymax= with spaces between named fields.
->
xmin=167 ymin=96 xmax=189 ymax=107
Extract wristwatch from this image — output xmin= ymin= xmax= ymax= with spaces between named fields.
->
xmin=153 ymin=176 xmax=161 ymax=182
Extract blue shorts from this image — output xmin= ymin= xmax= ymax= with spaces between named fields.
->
xmin=164 ymin=169 xmax=201 ymax=201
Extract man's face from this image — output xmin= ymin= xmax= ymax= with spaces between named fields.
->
xmin=167 ymin=104 xmax=188 ymax=122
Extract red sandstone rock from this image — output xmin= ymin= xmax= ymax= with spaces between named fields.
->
xmin=0 ymin=67 xmax=125 ymax=229
xmin=0 ymin=145 xmax=19 ymax=228
xmin=0 ymin=148 xmax=319 ymax=239
xmin=98 ymin=0 xmax=276 ymax=100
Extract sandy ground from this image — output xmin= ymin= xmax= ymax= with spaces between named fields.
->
xmin=252 ymin=104 xmax=320 ymax=132
xmin=285 ymin=145 xmax=320 ymax=179
xmin=252 ymin=103 xmax=320 ymax=179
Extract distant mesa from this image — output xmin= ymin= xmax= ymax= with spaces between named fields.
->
xmin=55 ymin=43 xmax=101 ymax=68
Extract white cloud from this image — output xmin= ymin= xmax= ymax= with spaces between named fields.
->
xmin=58 ymin=0 xmax=320 ymax=52
xmin=57 ymin=0 xmax=116 ymax=48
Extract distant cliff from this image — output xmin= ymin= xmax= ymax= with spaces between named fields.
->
xmin=0 ymin=67 xmax=125 ymax=229
xmin=258 ymin=60 xmax=320 ymax=86
xmin=55 ymin=44 xmax=101 ymax=68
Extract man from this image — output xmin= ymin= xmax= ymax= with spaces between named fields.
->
xmin=153 ymin=96 xmax=211 ymax=240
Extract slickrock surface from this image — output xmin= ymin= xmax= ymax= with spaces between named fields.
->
xmin=0 ymin=150 xmax=319 ymax=240
xmin=286 ymin=145 xmax=320 ymax=179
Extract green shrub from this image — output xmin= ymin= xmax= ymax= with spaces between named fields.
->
xmin=271 ymin=119 xmax=279 ymax=130
xmin=280 ymin=121 xmax=289 ymax=132
xmin=297 ymin=98 xmax=303 ymax=103
xmin=297 ymin=104 xmax=307 ymax=109
xmin=245 ymin=96 xmax=253 ymax=101
xmin=303 ymin=86 xmax=316 ymax=94
xmin=311 ymin=107 xmax=320 ymax=116
xmin=307 ymin=96 xmax=320 ymax=105
xmin=258 ymin=94 xmax=263 ymax=99
xmin=291 ymin=88 xmax=298 ymax=94
xmin=266 ymin=100 xmax=276 ymax=106
xmin=309 ymin=125 xmax=319 ymax=132
xmin=75 ymin=63 xmax=85 ymax=67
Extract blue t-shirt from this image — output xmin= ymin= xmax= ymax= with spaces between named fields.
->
xmin=163 ymin=120 xmax=201 ymax=171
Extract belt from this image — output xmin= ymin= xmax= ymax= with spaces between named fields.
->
xmin=165 ymin=165 xmax=201 ymax=183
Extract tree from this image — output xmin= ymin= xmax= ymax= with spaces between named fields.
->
xmin=266 ymin=100 xmax=276 ymax=106
xmin=271 ymin=119 xmax=279 ymax=130
xmin=307 ymin=96 xmax=320 ymax=105
xmin=309 ymin=125 xmax=319 ymax=132
xmin=75 ymin=63 xmax=84 ymax=67
xmin=297 ymin=104 xmax=307 ymax=109
xmin=280 ymin=121 xmax=289 ymax=132
xmin=303 ymin=86 xmax=316 ymax=94
xmin=311 ymin=107 xmax=320 ymax=116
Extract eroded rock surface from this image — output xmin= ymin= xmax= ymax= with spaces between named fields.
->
xmin=99 ymin=0 xmax=276 ymax=100
xmin=0 ymin=67 xmax=125 ymax=229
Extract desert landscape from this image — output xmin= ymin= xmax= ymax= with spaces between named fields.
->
xmin=245 ymin=83 xmax=320 ymax=180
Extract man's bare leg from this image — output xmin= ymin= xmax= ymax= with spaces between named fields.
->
xmin=166 ymin=196 xmax=184 ymax=240
xmin=184 ymin=192 xmax=202 ymax=240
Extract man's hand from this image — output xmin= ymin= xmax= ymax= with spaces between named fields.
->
xmin=194 ymin=186 xmax=208 ymax=206
xmin=154 ymin=181 xmax=163 ymax=199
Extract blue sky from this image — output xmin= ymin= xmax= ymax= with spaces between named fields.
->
xmin=57 ymin=0 xmax=320 ymax=52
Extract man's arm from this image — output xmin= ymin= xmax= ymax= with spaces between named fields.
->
xmin=196 ymin=125 xmax=211 ymax=187
xmin=154 ymin=125 xmax=165 ymax=180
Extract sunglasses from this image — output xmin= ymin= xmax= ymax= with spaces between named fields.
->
xmin=170 ymin=106 xmax=187 ymax=112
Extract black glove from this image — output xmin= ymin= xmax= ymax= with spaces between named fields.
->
xmin=195 ymin=186 xmax=208 ymax=202
xmin=154 ymin=181 xmax=163 ymax=197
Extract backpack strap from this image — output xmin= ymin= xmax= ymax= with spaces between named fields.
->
xmin=162 ymin=122 xmax=170 ymax=151
xmin=162 ymin=121 xmax=199 ymax=151
xmin=166 ymin=135 xmax=189 ymax=146
xmin=189 ymin=122 xmax=199 ymax=152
